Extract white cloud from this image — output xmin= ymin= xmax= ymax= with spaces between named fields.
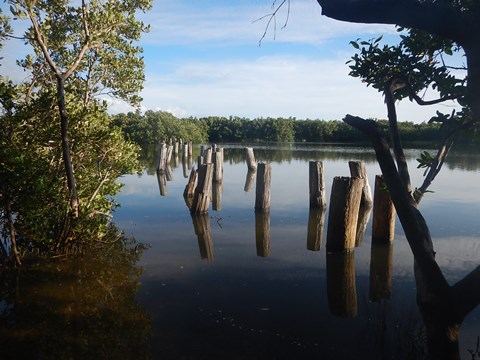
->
xmin=137 ymin=54 xmax=455 ymax=122
xmin=143 ymin=0 xmax=397 ymax=46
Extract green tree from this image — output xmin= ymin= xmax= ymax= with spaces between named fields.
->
xmin=0 ymin=0 xmax=150 ymax=265
xmin=7 ymin=0 xmax=151 ymax=217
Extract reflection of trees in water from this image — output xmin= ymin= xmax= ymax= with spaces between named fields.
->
xmin=0 ymin=242 xmax=151 ymax=359
xmin=139 ymin=143 xmax=480 ymax=174
xmin=445 ymin=150 xmax=480 ymax=172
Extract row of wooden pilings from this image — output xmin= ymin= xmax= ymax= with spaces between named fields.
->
xmin=243 ymin=146 xmax=396 ymax=252
xmin=158 ymin=144 xmax=396 ymax=317
xmin=158 ymin=143 xmax=396 ymax=252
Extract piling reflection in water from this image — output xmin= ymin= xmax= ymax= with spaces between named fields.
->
xmin=157 ymin=171 xmax=167 ymax=196
xmin=327 ymin=251 xmax=357 ymax=318
xmin=369 ymin=244 xmax=394 ymax=302
xmin=212 ymin=181 xmax=223 ymax=211
xmin=255 ymin=211 xmax=271 ymax=257
xmin=307 ymin=208 xmax=326 ymax=251
xmin=191 ymin=213 xmax=214 ymax=261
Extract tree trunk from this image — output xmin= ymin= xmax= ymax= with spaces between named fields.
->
xmin=464 ymin=42 xmax=480 ymax=122
xmin=57 ymin=76 xmax=79 ymax=218
xmin=342 ymin=115 xmax=468 ymax=359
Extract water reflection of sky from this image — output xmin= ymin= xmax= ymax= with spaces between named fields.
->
xmin=114 ymin=145 xmax=480 ymax=359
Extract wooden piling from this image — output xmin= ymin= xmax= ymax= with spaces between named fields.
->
xmin=355 ymin=205 xmax=372 ymax=247
xmin=183 ymin=167 xmax=197 ymax=198
xmin=156 ymin=143 xmax=168 ymax=172
xmin=188 ymin=141 xmax=193 ymax=157
xmin=166 ymin=145 xmax=173 ymax=164
xmin=245 ymin=147 xmax=257 ymax=171
xmin=372 ymin=175 xmax=396 ymax=244
xmin=204 ymin=147 xmax=212 ymax=164
xmin=348 ymin=161 xmax=373 ymax=208
xmin=309 ymin=161 xmax=327 ymax=208
xmin=255 ymin=211 xmax=271 ymax=257
xmin=213 ymin=148 xmax=224 ymax=182
xmin=326 ymin=176 xmax=364 ymax=252
xmin=307 ymin=208 xmax=326 ymax=251
xmin=191 ymin=163 xmax=213 ymax=214
xmin=244 ymin=169 xmax=256 ymax=192
xmin=182 ymin=143 xmax=188 ymax=159
xmin=255 ymin=163 xmax=271 ymax=211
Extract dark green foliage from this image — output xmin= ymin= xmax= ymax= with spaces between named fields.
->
xmin=112 ymin=110 xmax=208 ymax=145
xmin=114 ymin=111 xmax=445 ymax=145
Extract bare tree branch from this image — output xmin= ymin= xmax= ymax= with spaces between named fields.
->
xmin=254 ymin=0 xmax=290 ymax=46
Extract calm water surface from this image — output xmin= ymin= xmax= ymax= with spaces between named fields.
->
xmin=111 ymin=144 xmax=480 ymax=359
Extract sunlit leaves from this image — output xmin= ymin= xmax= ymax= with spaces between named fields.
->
xmin=8 ymin=0 xmax=152 ymax=106
xmin=347 ymin=28 xmax=467 ymax=104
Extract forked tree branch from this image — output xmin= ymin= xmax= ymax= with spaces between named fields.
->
xmin=254 ymin=0 xmax=290 ymax=45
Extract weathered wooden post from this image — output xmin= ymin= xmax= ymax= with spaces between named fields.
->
xmin=348 ymin=161 xmax=373 ymax=207
xmin=326 ymin=176 xmax=364 ymax=252
xmin=327 ymin=251 xmax=357 ymax=318
xmin=372 ymin=175 xmax=396 ymax=244
xmin=349 ymin=160 xmax=373 ymax=246
xmin=255 ymin=163 xmax=271 ymax=211
xmin=191 ymin=213 xmax=214 ymax=261
xmin=255 ymin=211 xmax=271 ymax=257
xmin=183 ymin=167 xmax=198 ymax=198
xmin=369 ymin=244 xmax=393 ymax=302
xmin=307 ymin=208 xmax=326 ymax=251
xmin=355 ymin=205 xmax=372 ymax=247
xmin=204 ymin=147 xmax=212 ymax=164
xmin=244 ymin=169 xmax=256 ymax=192
xmin=156 ymin=143 xmax=168 ymax=173
xmin=182 ymin=143 xmax=188 ymax=159
xmin=188 ymin=141 xmax=193 ymax=157
xmin=244 ymin=147 xmax=257 ymax=171
xmin=166 ymin=144 xmax=174 ymax=165
xmin=173 ymin=140 xmax=179 ymax=156
xmin=213 ymin=148 xmax=224 ymax=182
xmin=309 ymin=161 xmax=327 ymax=208
xmin=190 ymin=163 xmax=213 ymax=214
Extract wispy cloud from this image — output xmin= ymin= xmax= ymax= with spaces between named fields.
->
xmin=107 ymin=53 xmax=454 ymax=123
xmin=142 ymin=0 xmax=396 ymax=46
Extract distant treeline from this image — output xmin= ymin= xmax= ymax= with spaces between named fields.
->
xmin=111 ymin=110 xmax=478 ymax=145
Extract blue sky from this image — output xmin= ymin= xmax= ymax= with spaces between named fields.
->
xmin=1 ymin=0 xmax=460 ymax=123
